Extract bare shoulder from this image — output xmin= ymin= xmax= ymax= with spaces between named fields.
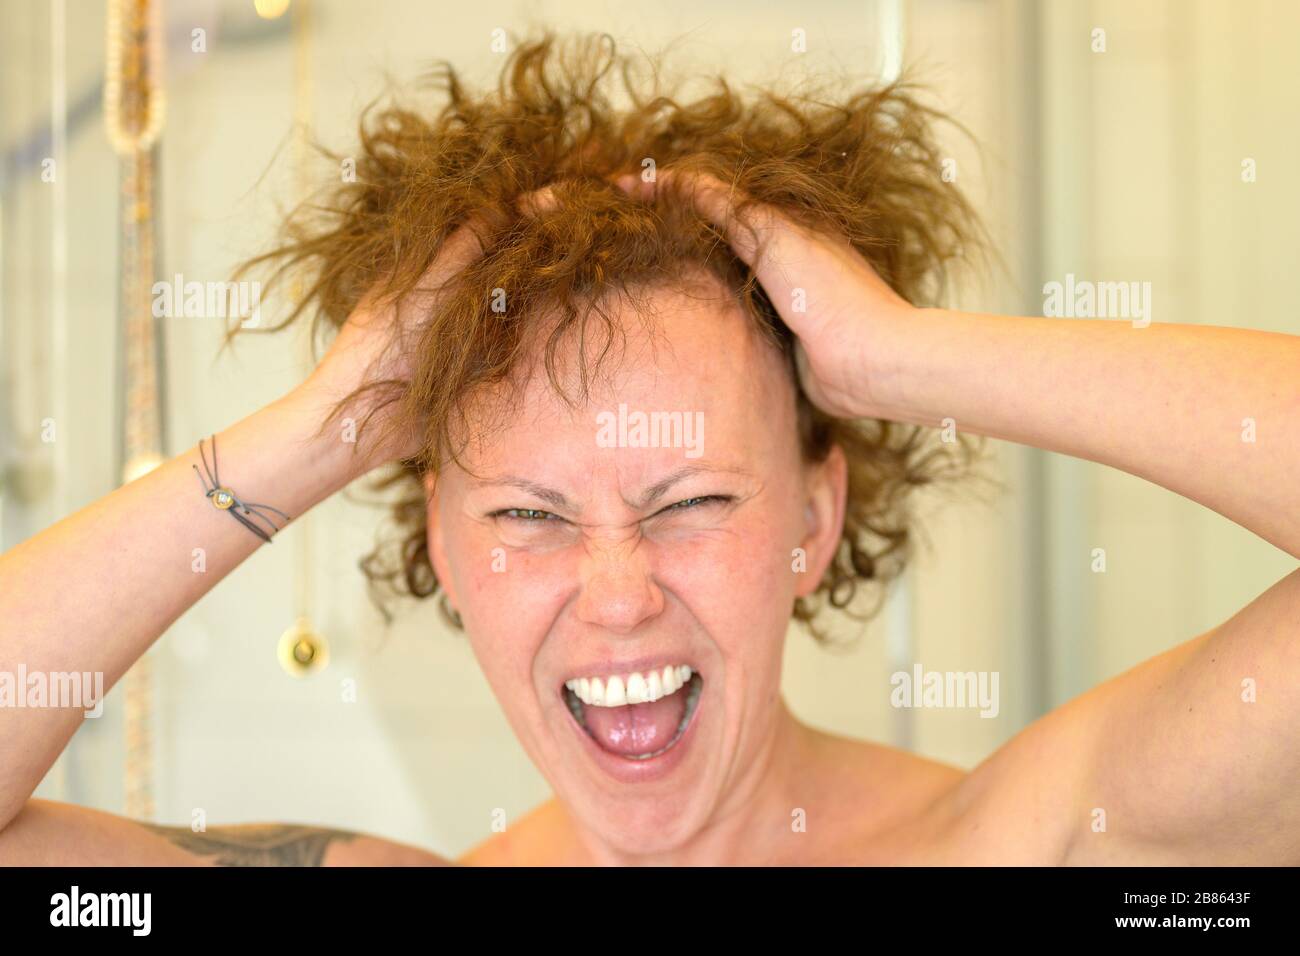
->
xmin=458 ymin=800 xmax=577 ymax=866
xmin=805 ymin=728 xmax=968 ymax=819
xmin=792 ymin=728 xmax=966 ymax=860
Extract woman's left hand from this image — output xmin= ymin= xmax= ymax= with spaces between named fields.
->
xmin=613 ymin=169 xmax=914 ymax=421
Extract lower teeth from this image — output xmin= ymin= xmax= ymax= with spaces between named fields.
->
xmin=565 ymin=673 xmax=703 ymax=759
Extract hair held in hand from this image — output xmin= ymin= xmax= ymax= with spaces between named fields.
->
xmin=236 ymin=30 xmax=986 ymax=640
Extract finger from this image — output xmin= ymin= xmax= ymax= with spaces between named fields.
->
xmin=516 ymin=184 xmax=562 ymax=218
xmin=391 ymin=212 xmax=496 ymax=317
xmin=617 ymin=168 xmax=778 ymax=266
xmin=435 ymin=214 xmax=495 ymax=274
xmin=612 ymin=172 xmax=653 ymax=202
xmin=403 ymin=185 xmax=572 ymax=309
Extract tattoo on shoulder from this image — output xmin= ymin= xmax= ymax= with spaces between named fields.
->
xmin=141 ymin=823 xmax=358 ymax=866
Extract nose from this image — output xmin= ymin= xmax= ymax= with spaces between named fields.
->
xmin=574 ymin=529 xmax=665 ymax=633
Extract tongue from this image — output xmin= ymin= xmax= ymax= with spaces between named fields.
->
xmin=584 ymin=688 xmax=688 ymax=757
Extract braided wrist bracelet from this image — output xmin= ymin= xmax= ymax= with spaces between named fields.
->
xmin=192 ymin=435 xmax=292 ymax=543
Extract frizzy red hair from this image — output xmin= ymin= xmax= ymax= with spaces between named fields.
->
xmin=235 ymin=31 xmax=984 ymax=641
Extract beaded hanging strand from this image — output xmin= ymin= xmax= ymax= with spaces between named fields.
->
xmin=277 ymin=0 xmax=330 ymax=679
xmin=105 ymin=0 xmax=165 ymax=823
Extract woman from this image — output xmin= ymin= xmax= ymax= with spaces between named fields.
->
xmin=2 ymin=34 xmax=1297 ymax=866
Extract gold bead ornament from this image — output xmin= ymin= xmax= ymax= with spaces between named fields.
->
xmin=277 ymin=617 xmax=329 ymax=678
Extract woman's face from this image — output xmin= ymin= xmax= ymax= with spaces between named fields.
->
xmin=426 ymin=280 xmax=846 ymax=854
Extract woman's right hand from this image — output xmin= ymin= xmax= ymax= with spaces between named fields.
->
xmin=292 ymin=216 xmax=495 ymax=473
xmin=296 ymin=186 xmax=568 ymax=473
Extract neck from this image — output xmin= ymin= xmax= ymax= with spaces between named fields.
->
xmin=565 ymin=696 xmax=820 ymax=866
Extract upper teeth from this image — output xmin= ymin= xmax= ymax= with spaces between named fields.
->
xmin=565 ymin=665 xmax=693 ymax=707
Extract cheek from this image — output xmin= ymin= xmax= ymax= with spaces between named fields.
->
xmin=655 ymin=511 xmax=801 ymax=634
xmin=443 ymin=523 xmax=557 ymax=688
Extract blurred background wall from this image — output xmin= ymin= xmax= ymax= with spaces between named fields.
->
xmin=1 ymin=0 xmax=1295 ymax=858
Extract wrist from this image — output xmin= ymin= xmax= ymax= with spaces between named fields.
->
xmin=272 ymin=383 xmax=376 ymax=493
xmin=850 ymin=303 xmax=937 ymax=423
xmin=867 ymin=305 xmax=996 ymax=428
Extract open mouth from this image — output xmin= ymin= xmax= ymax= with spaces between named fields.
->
xmin=562 ymin=666 xmax=704 ymax=761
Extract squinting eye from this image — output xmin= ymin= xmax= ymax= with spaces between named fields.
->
xmin=490 ymin=496 xmax=731 ymax=526
xmin=660 ymin=495 xmax=731 ymax=513
xmin=495 ymin=508 xmax=561 ymax=522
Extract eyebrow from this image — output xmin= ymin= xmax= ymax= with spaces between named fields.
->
xmin=485 ymin=477 xmax=574 ymax=511
xmin=479 ymin=465 xmax=747 ymax=513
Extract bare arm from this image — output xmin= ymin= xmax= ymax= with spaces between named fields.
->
xmin=0 ymin=387 xmax=364 ymax=831
xmin=0 ymin=800 xmax=447 ymax=866
xmin=923 ymin=568 xmax=1300 ymax=866
xmin=0 ymin=213 xmax=496 ymax=863
xmin=866 ymin=311 xmax=1300 ymax=862
xmin=0 ymin=387 xmax=449 ymax=865
xmin=870 ymin=308 xmax=1300 ymax=559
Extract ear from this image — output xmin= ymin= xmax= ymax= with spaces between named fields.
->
xmin=794 ymin=443 xmax=848 ymax=598
xmin=423 ymin=470 xmax=458 ymax=609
